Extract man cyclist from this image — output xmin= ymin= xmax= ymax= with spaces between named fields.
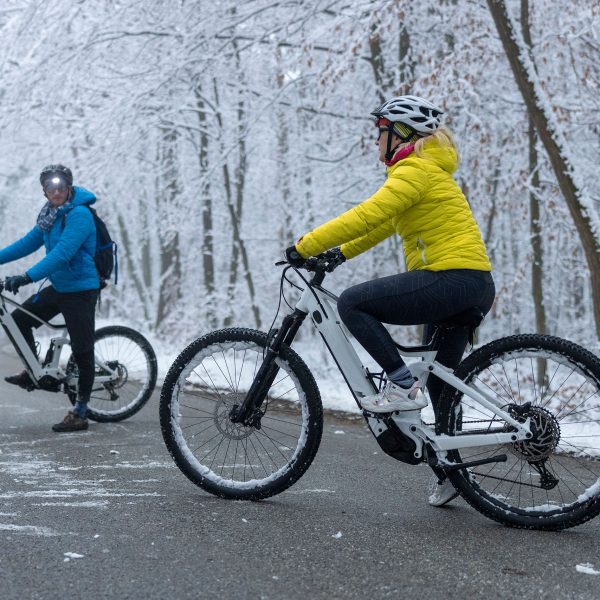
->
xmin=0 ymin=164 xmax=100 ymax=433
xmin=286 ymin=96 xmax=495 ymax=507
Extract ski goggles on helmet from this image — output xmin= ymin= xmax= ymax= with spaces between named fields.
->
xmin=43 ymin=176 xmax=69 ymax=194
xmin=375 ymin=117 xmax=392 ymax=140
xmin=375 ymin=117 xmax=391 ymax=128
xmin=375 ymin=117 xmax=417 ymax=142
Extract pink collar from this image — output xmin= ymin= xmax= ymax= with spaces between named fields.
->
xmin=385 ymin=143 xmax=415 ymax=166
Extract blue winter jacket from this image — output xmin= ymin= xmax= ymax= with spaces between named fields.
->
xmin=0 ymin=186 xmax=100 ymax=293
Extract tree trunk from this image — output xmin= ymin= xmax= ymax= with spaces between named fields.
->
xmin=398 ymin=24 xmax=412 ymax=95
xmin=483 ymin=166 xmax=501 ymax=254
xmin=487 ymin=0 xmax=600 ymax=338
xmin=366 ymin=17 xmax=412 ymax=274
xmin=156 ymin=128 xmax=182 ymax=331
xmin=275 ymin=47 xmax=295 ymax=264
xmin=213 ymin=77 xmax=261 ymax=329
xmin=521 ymin=0 xmax=547 ymax=337
xmin=367 ymin=20 xmax=388 ymax=102
xmin=195 ymin=87 xmax=216 ymax=327
xmin=116 ymin=211 xmax=151 ymax=324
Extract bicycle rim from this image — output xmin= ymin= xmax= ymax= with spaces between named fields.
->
xmin=68 ymin=327 xmax=156 ymax=421
xmin=164 ymin=335 xmax=320 ymax=498
xmin=441 ymin=335 xmax=600 ymax=529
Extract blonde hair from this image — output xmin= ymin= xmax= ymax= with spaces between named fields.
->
xmin=414 ymin=127 xmax=458 ymax=159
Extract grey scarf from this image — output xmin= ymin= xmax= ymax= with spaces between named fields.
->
xmin=36 ymin=201 xmax=72 ymax=231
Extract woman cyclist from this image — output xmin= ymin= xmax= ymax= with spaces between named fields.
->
xmin=285 ymin=95 xmax=495 ymax=506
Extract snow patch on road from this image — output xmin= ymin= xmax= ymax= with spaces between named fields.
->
xmin=576 ymin=563 xmax=600 ymax=575
xmin=0 ymin=489 xmax=162 ymax=499
xmin=64 ymin=552 xmax=84 ymax=561
xmin=0 ymin=448 xmax=164 ymax=505
xmin=0 ymin=523 xmax=58 ymax=536
xmin=33 ymin=501 xmax=110 ymax=508
xmin=1 ymin=459 xmax=55 ymax=476
xmin=86 ymin=461 xmax=174 ymax=470
xmin=285 ymin=488 xmax=335 ymax=495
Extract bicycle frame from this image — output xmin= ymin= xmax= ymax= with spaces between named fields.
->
xmin=0 ymin=292 xmax=117 ymax=389
xmin=265 ymin=271 xmax=533 ymax=464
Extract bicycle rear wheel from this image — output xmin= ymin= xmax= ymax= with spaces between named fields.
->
xmin=67 ymin=325 xmax=157 ymax=422
xmin=438 ymin=334 xmax=600 ymax=530
xmin=159 ymin=328 xmax=323 ymax=500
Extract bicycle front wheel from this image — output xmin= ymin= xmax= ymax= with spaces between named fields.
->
xmin=159 ymin=328 xmax=323 ymax=500
xmin=438 ymin=334 xmax=600 ymax=530
xmin=67 ymin=326 xmax=158 ymax=422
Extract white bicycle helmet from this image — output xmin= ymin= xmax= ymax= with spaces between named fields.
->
xmin=371 ymin=95 xmax=443 ymax=136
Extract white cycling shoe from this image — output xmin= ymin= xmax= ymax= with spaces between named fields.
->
xmin=428 ymin=477 xmax=459 ymax=507
xmin=361 ymin=380 xmax=427 ymax=413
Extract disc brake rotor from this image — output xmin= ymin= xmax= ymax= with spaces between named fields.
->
xmin=214 ymin=392 xmax=254 ymax=440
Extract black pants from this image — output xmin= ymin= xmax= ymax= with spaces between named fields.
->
xmin=12 ymin=286 xmax=99 ymax=400
xmin=337 ymin=269 xmax=496 ymax=407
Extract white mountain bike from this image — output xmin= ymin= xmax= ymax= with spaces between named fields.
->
xmin=160 ymin=253 xmax=600 ymax=530
xmin=0 ymin=281 xmax=157 ymax=422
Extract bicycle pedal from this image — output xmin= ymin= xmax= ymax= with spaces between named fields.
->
xmin=38 ymin=375 xmax=62 ymax=391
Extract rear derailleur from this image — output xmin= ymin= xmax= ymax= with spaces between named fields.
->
xmin=528 ymin=459 xmax=559 ymax=490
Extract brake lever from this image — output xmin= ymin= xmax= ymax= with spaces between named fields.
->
xmin=304 ymin=257 xmax=320 ymax=271
xmin=275 ymin=257 xmax=333 ymax=273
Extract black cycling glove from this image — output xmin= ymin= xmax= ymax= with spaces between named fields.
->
xmin=285 ymin=246 xmax=306 ymax=267
xmin=324 ymin=247 xmax=346 ymax=271
xmin=5 ymin=273 xmax=32 ymax=294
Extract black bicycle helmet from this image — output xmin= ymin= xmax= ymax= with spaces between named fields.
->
xmin=39 ymin=164 xmax=73 ymax=187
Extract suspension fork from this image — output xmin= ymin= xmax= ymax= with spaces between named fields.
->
xmin=229 ymin=309 xmax=308 ymax=426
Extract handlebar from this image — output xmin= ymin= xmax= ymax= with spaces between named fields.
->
xmin=277 ymin=249 xmax=344 ymax=285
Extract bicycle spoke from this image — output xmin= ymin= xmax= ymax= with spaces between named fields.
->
xmin=162 ymin=334 xmax=320 ymax=496
xmin=73 ymin=328 xmax=155 ymax=420
xmin=446 ymin=336 xmax=600 ymax=527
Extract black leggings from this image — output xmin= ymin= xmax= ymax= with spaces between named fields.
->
xmin=337 ymin=269 xmax=495 ymax=405
xmin=12 ymin=286 xmax=98 ymax=400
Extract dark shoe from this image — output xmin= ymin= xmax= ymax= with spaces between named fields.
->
xmin=5 ymin=370 xmax=35 ymax=390
xmin=52 ymin=411 xmax=89 ymax=433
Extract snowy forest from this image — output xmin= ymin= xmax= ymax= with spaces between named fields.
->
xmin=0 ymin=0 xmax=599 ymax=364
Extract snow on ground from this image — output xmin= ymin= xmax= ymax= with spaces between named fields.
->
xmin=0 ymin=523 xmax=58 ymax=536
xmin=0 ymin=438 xmax=169 ymax=536
xmin=576 ymin=563 xmax=600 ymax=575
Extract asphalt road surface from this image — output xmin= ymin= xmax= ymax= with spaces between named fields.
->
xmin=0 ymin=349 xmax=599 ymax=600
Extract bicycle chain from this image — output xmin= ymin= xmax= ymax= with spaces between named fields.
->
xmin=423 ymin=418 xmax=502 ymax=427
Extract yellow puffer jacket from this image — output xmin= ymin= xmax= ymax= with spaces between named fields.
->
xmin=295 ymin=138 xmax=492 ymax=272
